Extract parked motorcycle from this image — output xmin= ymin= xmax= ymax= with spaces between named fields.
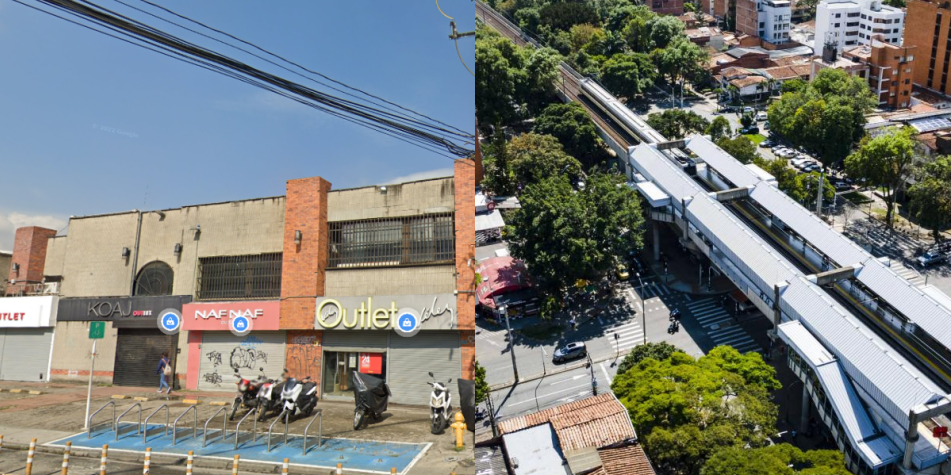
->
xmin=230 ymin=368 xmax=270 ymax=420
xmin=256 ymin=370 xmax=286 ymax=422
xmin=277 ymin=375 xmax=318 ymax=422
xmin=352 ymin=371 xmax=390 ymax=430
xmin=428 ymin=372 xmax=453 ymax=435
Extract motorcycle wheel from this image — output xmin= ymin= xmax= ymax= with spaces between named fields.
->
xmin=257 ymin=405 xmax=269 ymax=422
xmin=353 ymin=410 xmax=366 ymax=431
xmin=229 ymin=398 xmax=240 ymax=421
xmin=432 ymin=413 xmax=445 ymax=434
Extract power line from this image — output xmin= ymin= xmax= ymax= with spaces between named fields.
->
xmin=13 ymin=0 xmax=474 ymax=158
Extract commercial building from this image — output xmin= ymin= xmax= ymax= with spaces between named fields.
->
xmin=905 ymin=0 xmax=951 ymax=96
xmin=736 ymin=0 xmax=792 ymax=44
xmin=810 ymin=37 xmax=915 ymax=109
xmin=1 ymin=162 xmax=476 ymax=406
xmin=814 ymin=0 xmax=904 ymax=55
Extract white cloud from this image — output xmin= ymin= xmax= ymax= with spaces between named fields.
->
xmin=382 ymin=167 xmax=454 ymax=185
xmin=0 ymin=212 xmax=67 ymax=251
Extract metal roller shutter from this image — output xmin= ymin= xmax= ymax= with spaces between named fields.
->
xmin=0 ymin=329 xmax=54 ymax=382
xmin=113 ymin=329 xmax=178 ymax=388
xmin=197 ymin=332 xmax=287 ymax=391
xmin=321 ymin=332 xmax=388 ymax=352
xmin=388 ymin=331 xmax=461 ymax=406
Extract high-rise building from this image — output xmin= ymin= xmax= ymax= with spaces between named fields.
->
xmin=735 ymin=0 xmax=793 ymax=44
xmin=814 ymin=0 xmax=904 ymax=55
xmin=906 ymin=0 xmax=951 ymax=95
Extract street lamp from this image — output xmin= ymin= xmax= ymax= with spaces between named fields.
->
xmin=611 ymin=333 xmax=620 ymax=367
xmin=636 ymin=272 xmax=646 ymax=345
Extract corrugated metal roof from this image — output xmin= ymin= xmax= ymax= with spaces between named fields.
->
xmin=778 ymin=321 xmax=835 ymax=366
xmin=475 ymin=445 xmax=509 ymax=475
xmin=687 ymin=194 xmax=798 ymax=294
xmin=629 ymin=145 xmax=704 ymax=212
xmin=854 ymin=260 xmax=951 ymax=350
xmin=475 ymin=209 xmax=505 ymax=232
xmin=749 ymin=183 xmax=868 ymax=267
xmin=686 ymin=135 xmax=761 ymax=188
xmin=503 ymin=424 xmax=571 ymax=475
xmin=635 ymin=182 xmax=670 ymax=207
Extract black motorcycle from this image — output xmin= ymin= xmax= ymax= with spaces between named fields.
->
xmin=256 ymin=372 xmax=286 ymax=422
xmin=351 ymin=371 xmax=390 ymax=430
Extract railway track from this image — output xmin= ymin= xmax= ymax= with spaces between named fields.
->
xmin=476 ymin=1 xmax=633 ymax=150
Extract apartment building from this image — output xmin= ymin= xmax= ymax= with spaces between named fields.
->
xmin=906 ymin=0 xmax=951 ymax=96
xmin=736 ymin=0 xmax=793 ymax=44
xmin=814 ymin=0 xmax=904 ymax=55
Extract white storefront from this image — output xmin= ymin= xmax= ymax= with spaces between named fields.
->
xmin=0 ymin=295 xmax=58 ymax=382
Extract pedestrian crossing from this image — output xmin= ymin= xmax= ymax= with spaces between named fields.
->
xmin=475 ymin=328 xmax=508 ymax=349
xmin=684 ymin=298 xmax=761 ymax=353
xmin=638 ymin=281 xmax=670 ymax=298
xmin=601 ymin=317 xmax=645 ymax=352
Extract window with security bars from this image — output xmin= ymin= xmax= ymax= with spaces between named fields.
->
xmin=197 ymin=253 xmax=282 ymax=300
xmin=328 ymin=213 xmax=455 ymax=268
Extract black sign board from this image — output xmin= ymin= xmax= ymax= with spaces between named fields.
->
xmin=58 ymin=296 xmax=192 ymax=328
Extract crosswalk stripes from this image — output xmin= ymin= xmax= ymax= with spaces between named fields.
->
xmin=685 ymin=298 xmax=761 ymax=353
xmin=637 ymin=282 xmax=670 ymax=299
xmin=602 ymin=318 xmax=645 ymax=351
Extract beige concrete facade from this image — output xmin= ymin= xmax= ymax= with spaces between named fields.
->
xmin=325 ymin=265 xmax=456 ymax=297
xmin=0 ymin=251 xmax=10 ymax=295
xmin=51 ymin=321 xmax=119 ymax=383
xmin=327 ymin=177 xmax=454 ymax=222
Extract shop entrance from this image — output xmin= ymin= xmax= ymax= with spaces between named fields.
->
xmin=322 ymin=351 xmax=386 ymax=398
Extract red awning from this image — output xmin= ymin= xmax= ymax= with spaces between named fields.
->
xmin=476 ymin=256 xmax=530 ymax=308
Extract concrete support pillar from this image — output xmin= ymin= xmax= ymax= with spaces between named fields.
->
xmin=800 ymin=384 xmax=810 ymax=434
xmin=652 ymin=222 xmax=660 ymax=261
xmin=773 ymin=284 xmax=782 ymax=329
xmin=903 ymin=410 xmax=919 ymax=470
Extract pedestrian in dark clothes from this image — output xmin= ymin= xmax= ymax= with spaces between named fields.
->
xmin=157 ymin=351 xmax=171 ymax=394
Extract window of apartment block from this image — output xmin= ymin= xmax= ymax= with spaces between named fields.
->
xmin=848 ymin=12 xmax=860 ymax=17
xmin=907 ymin=55 xmax=914 ymax=62
xmin=861 ymin=14 xmax=867 ymax=19
xmin=835 ymin=23 xmax=840 ymax=27
xmin=760 ymin=22 xmax=765 ymax=28
xmin=847 ymin=22 xmax=859 ymax=27
xmin=835 ymin=13 xmax=841 ymax=17
xmin=328 ymin=212 xmax=455 ymax=269
xmin=196 ymin=253 xmax=282 ymax=301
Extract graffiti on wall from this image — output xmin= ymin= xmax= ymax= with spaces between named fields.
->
xmin=203 ymin=372 xmax=223 ymax=386
xmin=286 ymin=333 xmax=320 ymax=379
xmin=206 ymin=351 xmax=222 ymax=367
xmin=230 ymin=348 xmax=268 ymax=372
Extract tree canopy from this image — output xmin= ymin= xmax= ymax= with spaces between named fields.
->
xmin=845 ymin=127 xmax=918 ymax=227
xmin=612 ymin=346 xmax=781 ymax=474
xmin=534 ymin=102 xmax=607 ymax=169
xmin=617 ymin=341 xmax=681 ymax=375
xmin=647 ymin=109 xmax=710 ymax=139
xmin=767 ymin=69 xmax=875 ymax=166
xmin=474 ymin=360 xmax=490 ymax=405
xmin=908 ymin=155 xmax=951 ymax=242
xmin=506 ymin=171 xmax=645 ymax=298
xmin=600 ymin=52 xmax=657 ymax=100
xmin=716 ymin=136 xmax=759 ymax=164
xmin=706 ymin=116 xmax=731 ymax=142
xmin=701 ymin=444 xmax=851 ymax=475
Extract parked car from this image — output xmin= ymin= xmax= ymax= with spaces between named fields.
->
xmin=741 ymin=126 xmax=760 ymax=134
xmin=918 ymin=250 xmax=948 ymax=267
xmin=790 ymin=158 xmax=810 ymax=168
xmin=760 ymin=139 xmax=774 ymax=148
xmin=743 ymin=106 xmax=755 ymax=115
xmin=755 ymin=111 xmax=768 ymax=121
xmin=802 ymin=164 xmax=821 ymax=173
xmin=833 ymin=182 xmax=852 ymax=192
xmin=615 ymin=261 xmax=630 ymax=281
xmin=763 ymin=120 xmax=770 ymax=130
xmin=553 ymin=342 xmax=587 ymax=363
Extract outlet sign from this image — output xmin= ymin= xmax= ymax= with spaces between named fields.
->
xmin=0 ymin=295 xmax=58 ymax=328
xmin=314 ymin=294 xmax=456 ymax=331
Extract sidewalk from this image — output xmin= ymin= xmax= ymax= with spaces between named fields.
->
xmin=643 ymin=225 xmax=735 ymax=295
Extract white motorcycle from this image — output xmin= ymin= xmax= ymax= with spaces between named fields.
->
xmin=277 ymin=375 xmax=318 ymax=422
xmin=427 ymin=372 xmax=453 ymax=434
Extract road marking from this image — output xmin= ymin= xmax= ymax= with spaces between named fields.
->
xmin=600 ymin=363 xmax=613 ymax=385
xmin=506 ymin=383 xmax=593 ymax=407
xmin=550 ymin=374 xmax=587 ymax=385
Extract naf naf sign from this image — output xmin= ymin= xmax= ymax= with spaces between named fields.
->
xmin=315 ymin=294 xmax=456 ymax=334
xmin=181 ymin=301 xmax=280 ymax=332
xmin=0 ymin=295 xmax=58 ymax=328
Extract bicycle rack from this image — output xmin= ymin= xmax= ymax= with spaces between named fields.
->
xmin=203 ymin=406 xmax=228 ymax=448
xmin=143 ymin=404 xmax=169 ymax=444
xmin=234 ymin=407 xmax=259 ymax=450
xmin=267 ymin=410 xmax=290 ymax=453
xmin=115 ymin=403 xmax=142 ymax=441
xmin=173 ymin=405 xmax=198 ymax=446
xmin=302 ymin=409 xmax=323 ymax=456
xmin=88 ymin=400 xmax=116 ymax=439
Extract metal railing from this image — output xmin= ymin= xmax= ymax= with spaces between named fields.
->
xmin=143 ymin=405 xmax=169 ymax=444
xmin=267 ymin=411 xmax=290 ymax=453
xmin=203 ymin=406 xmax=228 ymax=448
xmin=88 ymin=401 xmax=116 ymax=439
xmin=173 ymin=405 xmax=198 ymax=445
xmin=302 ymin=409 xmax=323 ymax=456
xmin=234 ymin=408 xmax=258 ymax=450
xmin=115 ymin=403 xmax=142 ymax=441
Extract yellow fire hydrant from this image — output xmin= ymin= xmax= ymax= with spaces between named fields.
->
xmin=451 ymin=411 xmax=466 ymax=451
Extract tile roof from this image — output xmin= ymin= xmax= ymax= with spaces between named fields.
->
xmin=721 ymin=66 xmax=752 ymax=78
xmin=598 ymin=444 xmax=657 ymax=475
xmin=731 ymin=75 xmax=768 ymax=88
xmin=498 ymin=393 xmax=636 ymax=453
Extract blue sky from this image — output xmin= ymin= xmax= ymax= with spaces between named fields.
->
xmin=0 ymin=0 xmax=474 ymax=249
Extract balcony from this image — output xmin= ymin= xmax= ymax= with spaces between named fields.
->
xmin=2 ymin=282 xmax=59 ymax=297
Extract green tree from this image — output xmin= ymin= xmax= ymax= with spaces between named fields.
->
xmin=754 ymin=157 xmax=809 ymax=202
xmin=647 ymin=109 xmax=710 ymax=139
xmin=908 ymin=155 xmax=951 ymax=242
xmin=605 ymin=4 xmax=644 ymax=31
xmin=475 ymin=34 xmax=524 ymax=128
xmin=514 ymin=7 xmax=542 ymax=34
xmin=740 ymin=112 xmax=754 ymax=129
xmin=845 ymin=127 xmax=918 ymax=227
xmin=780 ymin=78 xmax=807 ymax=94
xmin=648 ymin=15 xmax=686 ymax=49
xmin=600 ymin=52 xmax=657 ymax=100
xmin=523 ymin=47 xmax=562 ymax=115
xmin=616 ymin=341 xmax=681 ymax=375
xmin=507 ymin=133 xmax=584 ymax=190
xmin=569 ymin=23 xmax=601 ymax=52
xmin=716 ymin=136 xmax=759 ymax=164
xmin=539 ymin=2 xmax=600 ymax=32
xmin=652 ymin=36 xmax=708 ymax=105
xmin=612 ymin=347 xmax=781 ymax=474
xmin=506 ymin=172 xmax=645 ymax=297
xmin=620 ymin=6 xmax=657 ymax=53
xmin=798 ymin=171 xmax=835 ymax=205
xmin=706 ymin=116 xmax=732 ymax=142
xmin=481 ymin=130 xmax=517 ymax=196
xmin=534 ymin=102 xmax=606 ymax=169
xmin=702 ymin=444 xmax=851 ymax=475
xmin=474 ymin=360 xmax=490 ymax=405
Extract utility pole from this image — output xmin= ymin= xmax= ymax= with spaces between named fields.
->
xmin=503 ymin=307 xmax=519 ymax=383
xmin=816 ymin=169 xmax=825 ymax=216
xmin=637 ymin=273 xmax=647 ymax=345
xmin=612 ymin=333 xmax=620 ymax=367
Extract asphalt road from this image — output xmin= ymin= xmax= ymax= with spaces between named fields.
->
xmin=489 ymin=363 xmax=616 ymax=421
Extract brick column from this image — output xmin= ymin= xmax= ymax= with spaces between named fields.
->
xmin=280 ymin=176 xmax=330 ymax=384
xmin=5 ymin=226 xmax=57 ymax=296
xmin=455 ymin=158 xmax=476 ymax=379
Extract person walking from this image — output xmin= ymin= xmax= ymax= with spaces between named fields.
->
xmin=157 ymin=352 xmax=171 ymax=394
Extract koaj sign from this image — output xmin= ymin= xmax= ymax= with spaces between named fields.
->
xmin=315 ymin=294 xmax=456 ymax=333
xmin=58 ymin=296 xmax=191 ymax=322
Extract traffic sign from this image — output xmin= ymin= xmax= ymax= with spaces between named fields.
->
xmin=157 ymin=309 xmax=182 ymax=335
xmin=89 ymin=321 xmax=105 ymax=339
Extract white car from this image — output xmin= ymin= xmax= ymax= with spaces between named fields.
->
xmin=790 ymin=158 xmax=809 ymax=167
xmin=756 ymin=111 xmax=768 ymax=121
xmin=743 ymin=106 xmax=755 ymax=115
xmin=775 ymin=148 xmax=794 ymax=158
